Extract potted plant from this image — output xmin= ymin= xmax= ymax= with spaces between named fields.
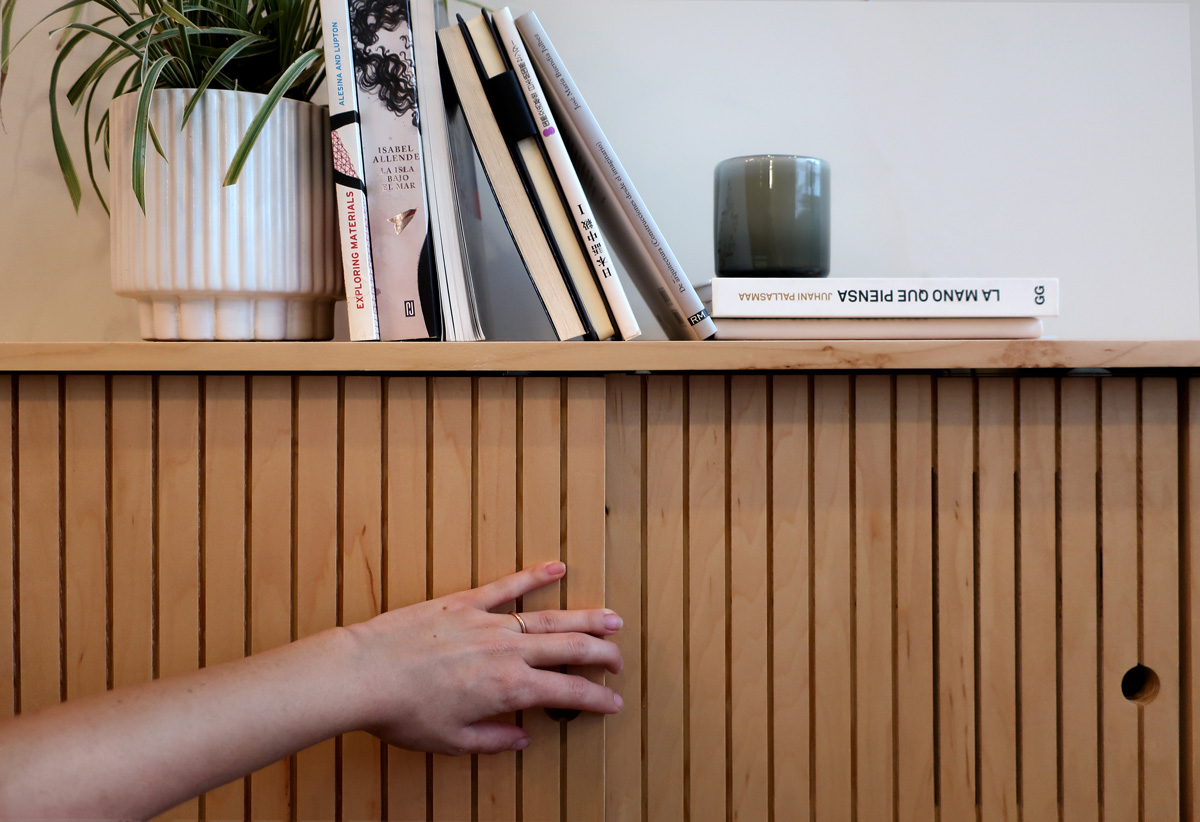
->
xmin=1 ymin=0 xmax=341 ymax=340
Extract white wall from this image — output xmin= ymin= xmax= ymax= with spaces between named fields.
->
xmin=1 ymin=0 xmax=1196 ymax=342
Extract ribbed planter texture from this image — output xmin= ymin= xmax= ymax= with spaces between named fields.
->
xmin=109 ymin=89 xmax=340 ymax=340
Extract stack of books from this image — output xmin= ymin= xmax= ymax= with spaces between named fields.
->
xmin=700 ymin=276 xmax=1059 ymax=340
xmin=319 ymin=1 xmax=716 ymax=342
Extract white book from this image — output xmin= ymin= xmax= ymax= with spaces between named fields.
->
xmin=514 ymin=11 xmax=716 ymax=341
xmin=492 ymin=7 xmax=641 ymax=341
xmin=463 ymin=12 xmax=612 ymax=341
xmin=708 ymin=277 xmax=1059 ymax=318
xmin=711 ymin=316 xmax=1044 ymax=340
xmin=437 ymin=18 xmax=587 ymax=340
xmin=318 ymin=0 xmax=379 ymax=341
xmin=412 ymin=0 xmax=482 ymax=341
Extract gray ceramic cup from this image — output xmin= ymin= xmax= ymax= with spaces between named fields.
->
xmin=714 ymin=154 xmax=831 ymax=278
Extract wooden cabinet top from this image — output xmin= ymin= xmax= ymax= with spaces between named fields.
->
xmin=0 ymin=340 xmax=1197 ymax=373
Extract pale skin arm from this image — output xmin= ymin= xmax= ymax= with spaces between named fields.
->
xmin=0 ymin=561 xmax=623 ymax=819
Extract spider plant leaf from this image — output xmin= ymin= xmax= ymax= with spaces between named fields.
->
xmin=194 ymin=0 xmax=250 ymax=31
xmin=99 ymin=60 xmax=142 ymax=173
xmin=0 ymin=0 xmax=16 ymax=116
xmin=1 ymin=0 xmax=139 ymax=85
xmin=82 ymin=76 xmax=109 ymax=214
xmin=44 ymin=0 xmax=137 ymax=29
xmin=156 ymin=0 xmax=200 ymax=31
xmin=65 ymin=16 xmax=155 ymax=105
xmin=54 ymin=5 xmax=83 ymax=50
xmin=181 ymin=31 xmax=267 ymax=126
xmin=49 ymin=26 xmax=90 ymax=210
xmin=60 ymin=21 xmax=148 ymax=62
xmin=66 ymin=42 xmax=132 ymax=108
xmin=222 ymin=45 xmax=320 ymax=186
xmin=147 ymin=115 xmax=164 ymax=159
xmin=173 ymin=23 xmax=196 ymax=85
xmin=191 ymin=41 xmax=273 ymax=60
xmin=130 ymin=53 xmax=175 ymax=211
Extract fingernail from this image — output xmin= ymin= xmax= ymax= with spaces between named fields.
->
xmin=604 ymin=611 xmax=623 ymax=632
xmin=511 ymin=736 xmax=531 ymax=751
xmin=546 ymin=561 xmax=566 ymax=577
xmin=613 ymin=693 xmax=624 ymax=711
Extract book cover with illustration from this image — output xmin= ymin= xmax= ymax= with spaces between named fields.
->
xmin=350 ymin=0 xmax=441 ymax=340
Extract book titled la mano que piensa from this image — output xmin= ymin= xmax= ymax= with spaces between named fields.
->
xmin=709 ymin=276 xmax=1059 ymax=318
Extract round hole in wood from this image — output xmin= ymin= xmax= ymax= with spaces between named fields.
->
xmin=1120 ymin=664 xmax=1160 ymax=704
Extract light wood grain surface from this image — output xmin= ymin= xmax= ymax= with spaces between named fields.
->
xmin=0 ymin=366 xmax=1193 ymax=821
xmin=2 ymin=340 xmax=1199 ymax=373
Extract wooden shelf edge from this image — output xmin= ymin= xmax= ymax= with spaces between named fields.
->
xmin=0 ymin=340 xmax=1197 ymax=373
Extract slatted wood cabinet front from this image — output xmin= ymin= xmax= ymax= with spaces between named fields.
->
xmin=1 ymin=370 xmax=1195 ymax=821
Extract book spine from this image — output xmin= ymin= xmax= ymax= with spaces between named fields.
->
xmin=350 ymin=0 xmax=440 ymax=341
xmin=514 ymin=11 xmax=716 ymax=341
xmin=492 ymin=8 xmax=641 ymax=341
xmin=437 ymin=20 xmax=588 ymax=341
xmin=465 ymin=13 xmax=611 ymax=341
xmin=412 ymin=0 xmax=467 ymax=340
xmin=318 ymin=0 xmax=380 ymax=341
xmin=710 ymin=277 xmax=1060 ymax=318
xmin=710 ymin=316 xmax=1044 ymax=340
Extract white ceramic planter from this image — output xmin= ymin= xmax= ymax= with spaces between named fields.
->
xmin=109 ymin=89 xmax=340 ymax=340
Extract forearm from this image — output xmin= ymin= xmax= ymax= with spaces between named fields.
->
xmin=0 ymin=627 xmax=364 ymax=819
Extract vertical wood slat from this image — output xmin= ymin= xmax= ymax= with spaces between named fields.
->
xmin=648 ymin=376 xmax=686 ymax=820
xmin=770 ymin=375 xmax=810 ymax=820
xmin=385 ymin=377 xmax=430 ymax=822
xmin=475 ymin=378 xmax=517 ymax=822
xmin=203 ymin=374 xmax=248 ymax=819
xmin=687 ymin=375 xmax=727 ymax=822
xmin=854 ymin=375 xmax=893 ymax=822
xmin=729 ymin=376 xmax=769 ymax=821
xmin=976 ymin=378 xmax=1017 ymax=822
xmin=1140 ymin=378 xmax=1180 ymax=821
xmin=936 ymin=376 xmax=977 ymax=819
xmin=1188 ymin=377 xmax=1199 ymax=822
xmin=1019 ymin=378 xmax=1060 ymax=821
xmin=248 ymin=376 xmax=294 ymax=819
xmin=604 ymin=376 xmax=642 ymax=822
xmin=341 ymin=376 xmax=383 ymax=821
xmin=154 ymin=376 xmax=202 ymax=822
xmin=111 ymin=376 xmax=154 ymax=694
xmin=63 ymin=376 xmax=107 ymax=703
xmin=563 ymin=378 xmax=607 ymax=822
xmin=0 ymin=377 xmax=12 ymax=717
xmin=429 ymin=376 xmax=473 ymax=822
xmin=17 ymin=375 xmax=62 ymax=716
xmin=812 ymin=375 xmax=852 ymax=820
xmin=520 ymin=377 xmax=563 ymax=822
xmin=643 ymin=376 xmax=685 ymax=822
xmin=894 ymin=375 xmax=936 ymax=822
xmin=295 ymin=376 xmax=340 ymax=821
xmin=1059 ymin=378 xmax=1100 ymax=822
xmin=1100 ymin=378 xmax=1139 ymax=821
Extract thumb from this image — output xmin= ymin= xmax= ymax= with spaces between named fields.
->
xmin=457 ymin=721 xmax=531 ymax=755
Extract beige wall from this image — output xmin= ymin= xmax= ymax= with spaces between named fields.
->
xmin=1 ymin=0 xmax=1197 ymax=342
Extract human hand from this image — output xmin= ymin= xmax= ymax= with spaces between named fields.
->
xmin=343 ymin=561 xmax=623 ymax=756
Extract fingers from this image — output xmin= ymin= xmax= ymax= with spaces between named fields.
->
xmin=454 ymin=721 xmax=530 ymax=756
xmin=470 ymin=561 xmax=566 ymax=611
xmin=518 ymin=632 xmax=623 ymax=675
xmin=503 ymin=608 xmax=623 ymax=637
xmin=517 ymin=669 xmax=624 ymax=715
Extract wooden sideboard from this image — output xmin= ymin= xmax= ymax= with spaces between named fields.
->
xmin=1 ymin=340 xmax=1197 ymax=821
